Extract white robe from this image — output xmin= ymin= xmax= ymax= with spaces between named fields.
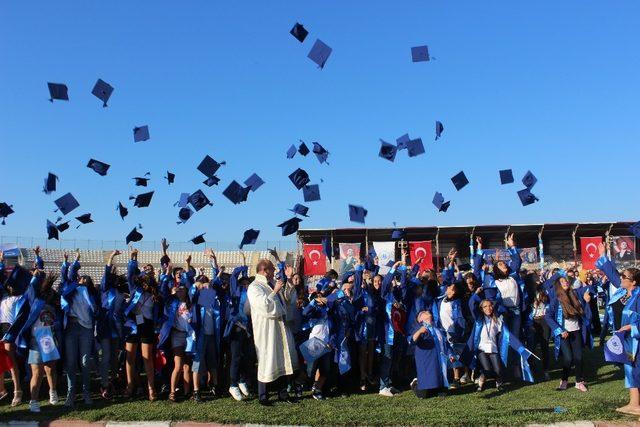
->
xmin=247 ymin=274 xmax=299 ymax=383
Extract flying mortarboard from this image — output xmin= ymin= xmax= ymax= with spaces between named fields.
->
xmin=290 ymin=203 xmax=309 ymax=217
xmin=298 ymin=141 xmax=310 ymax=156
xmin=451 ymin=171 xmax=469 ymax=191
xmin=188 ymin=189 xmax=213 ymax=211
xmin=56 ymin=221 xmax=70 ymax=233
xmin=177 ymin=207 xmax=193 ymax=224
xmin=244 ymin=173 xmax=265 ymax=192
xmin=286 ymin=144 xmax=297 ymax=159
xmin=391 ymin=229 xmax=405 ymax=240
xmin=91 ymin=79 xmax=113 ymax=107
xmin=290 ymin=22 xmax=308 ymax=43
xmin=191 ymin=233 xmax=206 ymax=245
xmin=117 ymin=202 xmax=128 ymax=220
xmin=197 ymin=155 xmax=225 ymax=178
xmin=165 ymin=171 xmax=175 ymax=184
xmin=407 ymin=138 xmax=425 ymax=157
xmin=499 ymin=169 xmax=514 ymax=185
xmin=348 ymin=205 xmax=367 ymax=224
xmin=87 ymin=159 xmax=110 ymax=176
xmin=133 ymin=125 xmax=150 ymax=142
xmin=522 ymin=170 xmax=537 ymax=189
xmin=411 ymin=45 xmax=430 ymax=62
xmin=43 ymin=172 xmax=58 ymax=194
xmin=240 ymin=228 xmax=260 ymax=249
xmin=517 ymin=188 xmax=539 ymax=207
xmin=379 ymin=140 xmax=398 ymax=162
xmin=176 ymin=193 xmax=190 ymax=208
xmin=307 ymin=39 xmax=332 ymax=69
xmin=435 ymin=121 xmax=444 ymax=140
xmin=75 ymin=213 xmax=93 ymax=228
xmin=277 ymin=217 xmax=302 ymax=236
xmin=396 ymin=134 xmax=411 ymax=150
xmin=203 ymin=176 xmax=221 ymax=187
xmin=0 ymin=203 xmax=14 ymax=225
xmin=133 ymin=176 xmax=150 ymax=187
xmin=47 ymin=82 xmax=69 ymax=102
xmin=222 ymin=181 xmax=250 ymax=205
xmin=303 ymin=184 xmax=321 ymax=202
xmin=432 ymin=192 xmax=451 ymax=212
xmin=131 ymin=191 xmax=154 ymax=208
xmin=54 ymin=193 xmax=79 ymax=215
xmin=289 ymin=168 xmax=310 ymax=190
xmin=46 ymin=220 xmax=59 ymax=240
xmin=126 ymin=227 xmax=143 ymax=245
xmin=312 ymin=142 xmax=329 ymax=164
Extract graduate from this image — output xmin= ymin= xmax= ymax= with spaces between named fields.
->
xmin=301 ymin=288 xmax=332 ymax=400
xmin=408 ymin=310 xmax=450 ymax=398
xmin=530 ymin=280 xmax=551 ymax=380
xmin=0 ymin=249 xmax=24 ymax=406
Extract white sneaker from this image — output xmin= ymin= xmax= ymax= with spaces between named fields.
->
xmin=29 ymin=400 xmax=40 ymax=413
xmin=49 ymin=390 xmax=59 ymax=405
xmin=378 ymin=387 xmax=394 ymax=397
xmin=238 ymin=382 xmax=249 ymax=397
xmin=229 ymin=386 xmax=243 ymax=401
xmin=410 ymin=378 xmax=418 ymax=392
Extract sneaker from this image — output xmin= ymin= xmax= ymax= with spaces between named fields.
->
xmin=229 ymin=386 xmax=243 ymax=401
xmin=311 ymin=387 xmax=325 ymax=400
xmin=49 ymin=390 xmax=59 ymax=405
xmin=378 ymin=387 xmax=394 ymax=397
xmin=410 ymin=378 xmax=418 ymax=392
xmin=238 ymin=382 xmax=249 ymax=397
xmin=193 ymin=390 xmax=203 ymax=403
xmin=294 ymin=383 xmax=303 ymax=399
xmin=100 ymin=386 xmax=111 ymax=400
xmin=460 ymin=374 xmax=470 ymax=384
xmin=543 ymin=372 xmax=551 ymax=381
xmin=476 ymin=381 xmax=485 ymax=392
xmin=448 ymin=380 xmax=460 ymax=390
xmin=209 ymin=387 xmax=217 ymax=399
xmin=389 ymin=386 xmax=401 ymax=394
xmin=575 ymin=381 xmax=588 ymax=392
xmin=11 ymin=390 xmax=22 ymax=407
xmin=496 ymin=382 xmax=504 ymax=392
xmin=557 ymin=380 xmax=568 ymax=391
xmin=29 ymin=400 xmax=40 ymax=413
xmin=83 ymin=392 xmax=93 ymax=405
xmin=64 ymin=395 xmax=75 ymax=408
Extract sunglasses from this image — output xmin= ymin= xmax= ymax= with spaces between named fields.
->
xmin=622 ymin=275 xmax=634 ymax=281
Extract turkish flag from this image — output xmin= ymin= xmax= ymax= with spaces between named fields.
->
xmin=581 ymin=237 xmax=602 ymax=270
xmin=409 ymin=241 xmax=433 ymax=271
xmin=304 ymin=244 xmax=327 ymax=276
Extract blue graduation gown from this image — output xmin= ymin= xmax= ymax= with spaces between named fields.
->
xmin=409 ymin=323 xmax=450 ymax=390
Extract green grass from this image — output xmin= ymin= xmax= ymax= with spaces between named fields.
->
xmin=0 ymin=347 xmax=637 ymax=426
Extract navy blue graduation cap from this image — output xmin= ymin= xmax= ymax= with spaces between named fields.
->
xmin=131 ymin=191 xmax=154 ymax=208
xmin=87 ymin=159 xmax=110 ymax=176
xmin=117 ymin=202 xmax=128 ymax=220
xmin=43 ymin=172 xmax=58 ymax=194
xmin=289 ymin=168 xmax=310 ymax=190
xmin=133 ymin=176 xmax=150 ymax=187
xmin=203 ymin=176 xmax=220 ymax=187
xmin=244 ymin=173 xmax=265 ymax=192
xmin=56 ymin=221 xmax=70 ymax=233
xmin=75 ymin=213 xmax=93 ymax=228
xmin=303 ymin=184 xmax=321 ymax=202
xmin=348 ymin=204 xmax=367 ymax=224
xmin=629 ymin=221 xmax=640 ymax=239
xmin=451 ymin=171 xmax=469 ymax=191
xmin=91 ymin=79 xmax=113 ymax=107
xmin=307 ymin=39 xmax=332 ymax=69
xmin=391 ymin=229 xmax=405 ymax=240
xmin=54 ymin=193 xmax=79 ymax=215
xmin=290 ymin=203 xmax=309 ymax=217
xmin=411 ymin=45 xmax=430 ymax=62
xmin=176 ymin=193 xmax=190 ymax=208
xmin=290 ymin=22 xmax=308 ymax=43
xmin=165 ymin=171 xmax=175 ymax=184
xmin=286 ymin=144 xmax=297 ymax=159
xmin=0 ymin=203 xmax=14 ymax=225
xmin=46 ymin=220 xmax=59 ymax=240
xmin=189 ymin=189 xmax=213 ymax=211
xmin=240 ymin=228 xmax=260 ymax=249
xmin=522 ymin=170 xmax=537 ymax=189
xmin=298 ymin=141 xmax=310 ymax=156
xmin=312 ymin=142 xmax=329 ymax=164
xmin=126 ymin=227 xmax=143 ymax=245
xmin=432 ymin=192 xmax=450 ymax=212
xmin=198 ymin=155 xmax=225 ymax=178
xmin=482 ymin=287 xmax=500 ymax=301
xmin=47 ymin=82 xmax=69 ymax=102
xmin=191 ymin=233 xmax=206 ymax=245
xmin=396 ymin=134 xmax=411 ymax=150
xmin=133 ymin=125 xmax=150 ymax=142
xmin=223 ymin=181 xmax=250 ymax=205
xmin=407 ymin=138 xmax=425 ymax=157
xmin=517 ymin=188 xmax=539 ymax=206
xmin=379 ymin=140 xmax=398 ymax=162
xmin=322 ymin=236 xmax=332 ymax=262
xmin=435 ymin=121 xmax=444 ymax=140
xmin=278 ymin=217 xmax=302 ymax=236
xmin=499 ymin=169 xmax=514 ymax=185
xmin=178 ymin=207 xmax=193 ymax=224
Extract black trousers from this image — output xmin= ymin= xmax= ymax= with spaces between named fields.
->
xmin=258 ymin=375 xmax=290 ymax=401
xmin=560 ymin=330 xmax=584 ymax=382
xmin=532 ymin=318 xmax=550 ymax=371
xmin=477 ymin=352 xmax=503 ymax=384
xmin=229 ymin=326 xmax=252 ymax=387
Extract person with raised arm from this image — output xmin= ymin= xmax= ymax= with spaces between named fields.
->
xmin=0 ymin=249 xmax=24 ymax=405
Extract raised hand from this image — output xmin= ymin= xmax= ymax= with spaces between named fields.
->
xmin=63 ymin=251 xmax=69 ymax=262
xmin=161 ymin=238 xmax=169 ymax=253
xmin=447 ymin=248 xmax=457 ymax=261
xmin=75 ymin=249 xmax=81 ymax=261
xmin=476 ymin=236 xmax=483 ymax=250
xmin=598 ymin=242 xmax=606 ymax=258
xmin=34 ymin=246 xmax=41 ymax=257
xmin=284 ymin=265 xmax=294 ymax=278
xmin=506 ymin=233 xmax=515 ymax=248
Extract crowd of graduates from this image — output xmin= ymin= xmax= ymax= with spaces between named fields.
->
xmin=0 ymin=233 xmax=639 ymax=415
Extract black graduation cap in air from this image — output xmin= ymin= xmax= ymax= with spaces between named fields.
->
xmin=75 ymin=213 xmax=93 ymax=228
xmin=91 ymin=79 xmax=114 ymax=107
xmin=348 ymin=205 xmax=368 ymax=224
xmin=117 ymin=202 xmax=128 ymax=220
xmin=286 ymin=145 xmax=297 ymax=159
xmin=451 ymin=171 xmax=469 ymax=191
xmin=177 ymin=207 xmax=194 ymax=224
xmin=126 ymin=227 xmax=143 ymax=245
xmin=312 ymin=142 xmax=329 ymax=164
xmin=308 ymin=39 xmax=332 ymax=69
xmin=391 ymin=229 xmax=405 ymax=240
xmin=432 ymin=192 xmax=450 ymax=212
xmin=303 ymin=184 xmax=321 ymax=202
xmin=191 ymin=233 xmax=206 ymax=245
xmin=290 ymin=22 xmax=309 ymax=43
xmin=290 ymin=203 xmax=309 ymax=217
xmin=56 ymin=221 xmax=70 ymax=233
xmin=277 ymin=217 xmax=302 ymax=236
xmin=298 ymin=141 xmax=310 ymax=156
xmin=500 ymin=169 xmax=514 ymax=185
xmin=133 ymin=126 xmax=150 ymax=142
xmin=396 ymin=134 xmax=411 ymax=150
xmin=379 ymin=140 xmax=398 ymax=162
xmin=435 ymin=121 xmax=444 ymax=140
xmin=517 ymin=188 xmax=539 ymax=207
xmin=198 ymin=155 xmax=225 ymax=178
xmin=0 ymin=203 xmax=14 ymax=225
xmin=244 ymin=173 xmax=265 ymax=192
xmin=165 ymin=171 xmax=175 ymax=185
xmin=188 ymin=189 xmax=213 ymax=211
xmin=47 ymin=82 xmax=69 ymax=102
xmin=289 ymin=168 xmax=310 ymax=190
xmin=131 ymin=191 xmax=154 ymax=208
xmin=43 ymin=172 xmax=58 ymax=194
xmin=223 ymin=181 xmax=250 ymax=205
xmin=87 ymin=159 xmax=110 ymax=176
xmin=54 ymin=193 xmax=79 ymax=215
xmin=407 ymin=138 xmax=425 ymax=157
xmin=411 ymin=45 xmax=430 ymax=62
xmin=46 ymin=220 xmax=59 ymax=240
xmin=133 ymin=175 xmax=150 ymax=187
xmin=522 ymin=170 xmax=537 ymax=189
xmin=203 ymin=176 xmax=221 ymax=187
xmin=240 ymin=228 xmax=260 ymax=249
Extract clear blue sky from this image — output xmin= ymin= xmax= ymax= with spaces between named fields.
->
xmin=1 ymin=0 xmax=639 ymax=246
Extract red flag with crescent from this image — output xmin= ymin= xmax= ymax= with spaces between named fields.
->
xmin=304 ymin=244 xmax=327 ymax=276
xmin=580 ymin=236 xmax=602 ymax=270
xmin=409 ymin=241 xmax=433 ymax=271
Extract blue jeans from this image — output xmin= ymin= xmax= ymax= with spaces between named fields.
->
xmin=64 ymin=320 xmax=93 ymax=396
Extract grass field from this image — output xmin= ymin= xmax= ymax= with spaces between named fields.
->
xmin=0 ymin=346 xmax=638 ymax=426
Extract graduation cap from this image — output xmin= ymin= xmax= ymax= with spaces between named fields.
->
xmin=133 ymin=176 xmax=150 ymax=187
xmin=131 ymin=191 xmax=154 ymax=208
xmin=277 ymin=217 xmax=302 ymax=236
xmin=43 ymin=172 xmax=58 ymax=194
xmin=303 ymin=184 xmax=321 ymax=202
xmin=517 ymin=188 xmax=539 ymax=206
xmin=391 ymin=229 xmax=405 ymax=240
xmin=396 ymin=134 xmax=411 ymax=150
xmin=176 ymin=193 xmax=190 ymax=208
xmin=91 ymin=79 xmax=114 ymax=107
xmin=348 ymin=204 xmax=368 ymax=224
xmin=165 ymin=171 xmax=175 ymax=185
xmin=411 ymin=45 xmax=430 ymax=62
xmin=56 ymin=221 xmax=70 ymax=233
xmin=0 ymin=203 xmax=14 ymax=225
xmin=87 ymin=159 xmax=110 ymax=176
xmin=191 ymin=233 xmax=206 ymax=245
xmin=522 ymin=170 xmax=537 ymax=189
xmin=203 ymin=176 xmax=221 ymax=187
xmin=407 ymin=138 xmax=425 ymax=157
xmin=126 ymin=227 xmax=143 ymax=245
xmin=117 ymin=202 xmax=128 ymax=220
xmin=499 ymin=169 xmax=514 ymax=185
xmin=240 ymin=228 xmax=260 ymax=249
xmin=47 ymin=82 xmax=69 ymax=102
xmin=298 ymin=141 xmax=310 ymax=156
xmin=379 ymin=140 xmax=398 ymax=162
xmin=629 ymin=221 xmax=640 ymax=239
xmin=290 ymin=22 xmax=308 ymax=43
xmin=223 ymin=181 xmax=250 ymax=205
xmin=482 ymin=287 xmax=500 ymax=301
xmin=385 ymin=259 xmax=396 ymax=268
xmin=54 ymin=193 xmax=79 ymax=215
xmin=307 ymin=39 xmax=332 ymax=69
xmin=244 ymin=173 xmax=265 ymax=192
xmin=435 ymin=121 xmax=444 ymax=140
xmin=286 ymin=144 xmax=297 ymax=159
xmin=290 ymin=203 xmax=309 ymax=217
xmin=177 ymin=207 xmax=193 ymax=224
xmin=75 ymin=213 xmax=93 ymax=228
xmin=312 ymin=142 xmax=329 ymax=164
xmin=432 ymin=192 xmax=451 ymax=212
xmin=198 ymin=155 xmax=225 ymax=178
xmin=451 ymin=171 xmax=469 ymax=191
xmin=322 ymin=236 xmax=332 ymax=262
xmin=46 ymin=220 xmax=59 ymax=240
xmin=133 ymin=125 xmax=150 ymax=142
xmin=289 ymin=168 xmax=310 ymax=190
xmin=189 ymin=189 xmax=213 ymax=211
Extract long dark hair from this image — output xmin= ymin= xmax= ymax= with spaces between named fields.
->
xmin=138 ymin=274 xmax=160 ymax=303
xmin=493 ymin=261 xmax=512 ymax=280
xmin=554 ymin=279 xmax=583 ymax=319
xmin=42 ymin=272 xmax=60 ymax=308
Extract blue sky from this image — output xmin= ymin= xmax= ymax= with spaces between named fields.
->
xmin=1 ymin=0 xmax=639 ymax=246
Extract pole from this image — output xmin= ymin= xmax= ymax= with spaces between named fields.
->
xmin=538 ymin=225 xmax=545 ymax=272
xmin=572 ymin=224 xmax=580 ymax=268
xmin=435 ymin=227 xmax=441 ymax=272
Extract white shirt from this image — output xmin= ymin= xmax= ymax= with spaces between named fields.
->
xmin=564 ymin=317 xmax=580 ymax=332
xmin=136 ymin=292 xmax=154 ymax=320
xmin=0 ymin=295 xmax=19 ymax=324
xmin=478 ymin=316 xmax=502 ymax=353
xmin=439 ymin=299 xmax=455 ymax=333
xmin=496 ymin=277 xmax=519 ymax=308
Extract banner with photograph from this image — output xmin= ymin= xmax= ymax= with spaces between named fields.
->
xmin=373 ymin=241 xmax=396 ymax=275
xmin=520 ymin=247 xmax=539 ymax=264
xmin=338 ymin=243 xmax=361 ymax=274
xmin=611 ymin=236 xmax=636 ymax=263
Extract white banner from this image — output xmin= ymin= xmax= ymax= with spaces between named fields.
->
xmin=373 ymin=241 xmax=396 ymax=275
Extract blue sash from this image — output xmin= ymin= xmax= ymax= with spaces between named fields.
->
xmin=428 ymin=324 xmax=450 ymax=388
xmin=385 ymin=294 xmax=394 ymax=346
xmin=34 ymin=326 xmax=60 ymax=362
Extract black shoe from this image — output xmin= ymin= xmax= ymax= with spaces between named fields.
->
xmin=278 ymin=391 xmax=298 ymax=404
xmin=259 ymin=398 xmax=272 ymax=406
xmin=209 ymin=387 xmax=217 ymax=399
xmin=193 ymin=391 xmax=203 ymax=403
